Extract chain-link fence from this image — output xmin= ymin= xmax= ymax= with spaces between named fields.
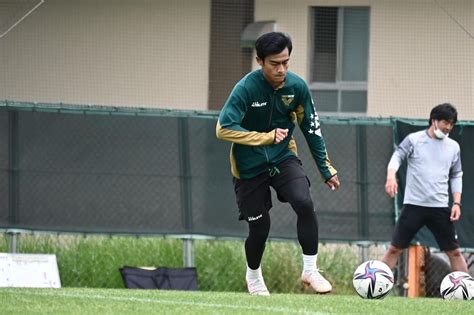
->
xmin=392 ymin=246 xmax=474 ymax=298
xmin=1 ymin=102 xmax=474 ymax=295
xmin=0 ymin=102 xmax=396 ymax=241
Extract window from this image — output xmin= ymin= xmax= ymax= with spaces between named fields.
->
xmin=310 ymin=7 xmax=370 ymax=115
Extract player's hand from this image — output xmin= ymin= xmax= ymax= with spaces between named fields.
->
xmin=385 ymin=178 xmax=398 ymax=198
xmin=274 ymin=128 xmax=288 ymax=144
xmin=326 ymin=175 xmax=340 ymax=191
xmin=450 ymin=204 xmax=461 ymax=221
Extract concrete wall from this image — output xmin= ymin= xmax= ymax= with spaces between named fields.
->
xmin=368 ymin=0 xmax=472 ymax=119
xmin=254 ymin=0 xmax=473 ymax=119
xmin=0 ymin=0 xmax=210 ymax=110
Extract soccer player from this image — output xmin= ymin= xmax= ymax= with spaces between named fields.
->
xmin=216 ymin=32 xmax=340 ymax=295
xmin=382 ymin=103 xmax=468 ymax=272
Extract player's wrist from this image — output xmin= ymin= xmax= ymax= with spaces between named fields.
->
xmin=324 ymin=173 xmax=337 ymax=183
xmin=453 ymin=201 xmax=461 ymax=208
xmin=386 ymin=169 xmax=397 ymax=181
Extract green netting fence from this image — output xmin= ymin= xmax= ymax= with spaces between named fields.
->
xmin=1 ymin=100 xmax=473 ymax=249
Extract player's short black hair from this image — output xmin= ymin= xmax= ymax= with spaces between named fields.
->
xmin=255 ymin=32 xmax=292 ymax=61
xmin=429 ymin=103 xmax=458 ymax=126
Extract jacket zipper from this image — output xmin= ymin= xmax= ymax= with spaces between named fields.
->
xmin=263 ymin=90 xmax=277 ymax=166
xmin=267 ymin=90 xmax=276 ymax=128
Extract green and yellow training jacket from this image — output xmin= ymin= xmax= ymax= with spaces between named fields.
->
xmin=216 ymin=69 xmax=337 ymax=180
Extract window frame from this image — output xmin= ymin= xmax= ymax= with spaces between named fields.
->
xmin=309 ymin=6 xmax=370 ymax=116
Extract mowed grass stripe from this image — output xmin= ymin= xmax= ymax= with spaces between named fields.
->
xmin=1 ymin=288 xmax=472 ymax=314
xmin=2 ymin=289 xmax=328 ymax=315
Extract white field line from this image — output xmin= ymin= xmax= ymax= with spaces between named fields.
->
xmin=12 ymin=290 xmax=331 ymax=315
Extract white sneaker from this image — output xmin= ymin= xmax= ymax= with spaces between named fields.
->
xmin=246 ymin=277 xmax=270 ymax=296
xmin=301 ymin=270 xmax=332 ymax=294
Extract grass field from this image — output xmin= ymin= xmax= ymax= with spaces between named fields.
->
xmin=0 ymin=288 xmax=471 ymax=314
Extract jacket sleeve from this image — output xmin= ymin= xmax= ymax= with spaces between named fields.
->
xmin=216 ymin=83 xmax=275 ymax=146
xmin=294 ymin=86 xmax=337 ymax=181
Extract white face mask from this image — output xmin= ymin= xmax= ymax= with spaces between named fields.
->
xmin=433 ymin=120 xmax=449 ymax=139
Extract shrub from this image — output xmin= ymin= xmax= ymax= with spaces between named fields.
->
xmin=0 ymin=234 xmax=358 ymax=293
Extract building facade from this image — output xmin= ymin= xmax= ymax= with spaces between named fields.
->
xmin=1 ymin=0 xmax=472 ymax=119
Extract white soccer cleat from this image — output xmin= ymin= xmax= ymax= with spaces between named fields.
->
xmin=301 ymin=269 xmax=332 ymax=294
xmin=246 ymin=277 xmax=270 ymax=296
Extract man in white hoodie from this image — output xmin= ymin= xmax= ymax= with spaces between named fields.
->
xmin=382 ymin=103 xmax=468 ymax=272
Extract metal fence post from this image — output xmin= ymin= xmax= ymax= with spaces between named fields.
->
xmin=7 ymin=230 xmax=19 ymax=253
xmin=358 ymin=241 xmax=369 ymax=263
xmin=356 ymin=125 xmax=369 ymax=240
xmin=8 ymin=110 xmax=20 ymax=230
xmin=178 ymin=117 xmax=194 ymax=267
xmin=183 ymin=238 xmax=195 ymax=267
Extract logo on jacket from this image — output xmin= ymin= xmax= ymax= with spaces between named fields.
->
xmin=308 ymin=112 xmax=322 ymax=136
xmin=281 ymin=94 xmax=294 ymax=106
xmin=251 ymin=101 xmax=267 ymax=107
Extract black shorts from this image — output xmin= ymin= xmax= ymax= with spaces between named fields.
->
xmin=391 ymin=204 xmax=460 ymax=251
xmin=233 ymin=157 xmax=311 ymax=222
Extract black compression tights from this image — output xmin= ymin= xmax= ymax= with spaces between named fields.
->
xmin=245 ymin=211 xmax=271 ymax=270
xmin=245 ymin=198 xmax=319 ymax=270
xmin=294 ymin=197 xmax=319 ymax=255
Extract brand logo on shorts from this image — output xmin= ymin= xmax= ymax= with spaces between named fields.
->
xmin=251 ymin=101 xmax=267 ymax=107
xmin=248 ymin=214 xmax=263 ymax=221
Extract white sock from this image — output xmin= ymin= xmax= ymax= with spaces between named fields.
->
xmin=246 ymin=265 xmax=262 ymax=281
xmin=303 ymin=254 xmax=318 ymax=273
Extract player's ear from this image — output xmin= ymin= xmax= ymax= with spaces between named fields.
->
xmin=256 ymin=56 xmax=263 ymax=66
